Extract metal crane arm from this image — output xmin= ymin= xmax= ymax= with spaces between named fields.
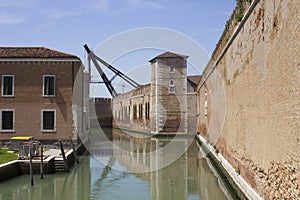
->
xmin=84 ymin=44 xmax=140 ymax=94
xmin=84 ymin=45 xmax=118 ymax=97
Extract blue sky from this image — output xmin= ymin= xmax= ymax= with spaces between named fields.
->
xmin=0 ymin=0 xmax=236 ymax=58
xmin=0 ymin=0 xmax=236 ymax=96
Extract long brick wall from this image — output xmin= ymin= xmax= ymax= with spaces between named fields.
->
xmin=197 ymin=0 xmax=299 ymax=199
xmin=90 ymin=98 xmax=112 ymax=128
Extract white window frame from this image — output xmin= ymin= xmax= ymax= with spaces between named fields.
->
xmin=169 ymin=79 xmax=175 ymax=93
xmin=43 ymin=75 xmax=55 ymax=97
xmin=0 ymin=109 xmax=15 ymax=132
xmin=41 ymin=109 xmax=56 ymax=132
xmin=2 ymin=75 xmax=14 ymax=97
xmin=169 ymin=66 xmax=175 ymax=73
xmin=169 ymin=86 xmax=175 ymax=93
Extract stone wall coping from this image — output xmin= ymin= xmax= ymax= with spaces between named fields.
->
xmin=0 ymin=160 xmax=19 ymax=168
xmin=197 ymin=134 xmax=262 ymax=200
xmin=15 ymin=155 xmax=55 ymax=164
xmin=198 ymin=0 xmax=261 ymax=91
xmin=0 ymin=154 xmax=57 ymax=168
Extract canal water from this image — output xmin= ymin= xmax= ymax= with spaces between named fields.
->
xmin=0 ymin=129 xmax=232 ymax=200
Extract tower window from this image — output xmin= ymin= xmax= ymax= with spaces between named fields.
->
xmin=169 ymin=79 xmax=175 ymax=93
xmin=169 ymin=66 xmax=175 ymax=73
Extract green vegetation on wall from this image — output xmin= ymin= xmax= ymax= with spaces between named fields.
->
xmin=235 ymin=0 xmax=245 ymax=22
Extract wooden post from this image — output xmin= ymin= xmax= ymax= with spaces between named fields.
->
xmin=29 ymin=146 xmax=34 ymax=185
xmin=69 ymin=137 xmax=79 ymax=164
xmin=40 ymin=144 xmax=44 ymax=179
xmin=60 ymin=140 xmax=69 ymax=172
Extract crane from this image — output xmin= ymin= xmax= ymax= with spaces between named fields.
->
xmin=84 ymin=44 xmax=140 ymax=98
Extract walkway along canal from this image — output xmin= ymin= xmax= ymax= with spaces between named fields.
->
xmin=0 ymin=128 xmax=234 ymax=200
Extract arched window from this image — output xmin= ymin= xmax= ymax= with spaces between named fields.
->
xmin=169 ymin=79 xmax=175 ymax=93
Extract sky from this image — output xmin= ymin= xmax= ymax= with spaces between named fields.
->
xmin=0 ymin=0 xmax=237 ymax=96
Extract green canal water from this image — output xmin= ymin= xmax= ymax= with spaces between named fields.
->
xmin=0 ymin=129 xmax=232 ymax=200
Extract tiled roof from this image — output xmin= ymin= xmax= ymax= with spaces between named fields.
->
xmin=149 ymin=51 xmax=188 ymax=62
xmin=187 ymin=75 xmax=201 ymax=85
xmin=0 ymin=47 xmax=79 ymax=59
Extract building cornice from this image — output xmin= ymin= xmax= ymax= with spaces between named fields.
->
xmin=0 ymin=58 xmax=81 ymax=63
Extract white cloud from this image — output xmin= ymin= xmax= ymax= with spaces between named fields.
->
xmin=67 ymin=0 xmax=162 ymax=14
xmin=125 ymin=0 xmax=163 ymax=9
xmin=0 ymin=12 xmax=25 ymax=24
xmin=45 ymin=9 xmax=84 ymax=19
xmin=0 ymin=0 xmax=164 ymax=25
xmin=0 ymin=0 xmax=37 ymax=8
xmin=0 ymin=0 xmax=38 ymax=24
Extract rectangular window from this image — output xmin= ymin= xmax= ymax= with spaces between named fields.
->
xmin=2 ymin=75 xmax=14 ymax=97
xmin=43 ymin=75 xmax=55 ymax=96
xmin=169 ymin=86 xmax=175 ymax=93
xmin=145 ymin=102 xmax=150 ymax=120
xmin=147 ymin=102 xmax=150 ymax=120
xmin=41 ymin=110 xmax=56 ymax=132
xmin=139 ymin=104 xmax=143 ymax=120
xmin=0 ymin=110 xmax=15 ymax=132
xmin=133 ymin=105 xmax=137 ymax=120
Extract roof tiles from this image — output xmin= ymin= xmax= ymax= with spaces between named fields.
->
xmin=149 ymin=51 xmax=188 ymax=62
xmin=0 ymin=47 xmax=79 ymax=59
xmin=187 ymin=75 xmax=201 ymax=85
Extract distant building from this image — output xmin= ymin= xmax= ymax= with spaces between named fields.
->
xmin=0 ymin=47 xmax=86 ymax=142
xmin=112 ymin=52 xmax=200 ymax=134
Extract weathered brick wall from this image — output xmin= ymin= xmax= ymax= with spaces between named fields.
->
xmin=197 ymin=0 xmax=299 ymax=198
xmin=112 ymin=55 xmax=201 ymax=134
xmin=0 ymin=61 xmax=82 ymax=141
xmin=113 ymin=84 xmax=152 ymax=133
xmin=90 ymin=98 xmax=112 ymax=128
xmin=72 ymin=67 xmax=87 ymax=142
xmin=150 ymin=57 xmax=188 ymax=133
xmin=187 ymin=93 xmax=197 ymax=133
xmin=0 ymin=161 xmax=21 ymax=182
xmin=18 ymin=157 xmax=55 ymax=174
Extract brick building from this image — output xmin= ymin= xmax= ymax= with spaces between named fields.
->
xmin=0 ymin=47 xmax=85 ymax=142
xmin=113 ymin=52 xmax=200 ymax=134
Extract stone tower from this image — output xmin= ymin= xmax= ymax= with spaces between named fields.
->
xmin=149 ymin=52 xmax=188 ymax=134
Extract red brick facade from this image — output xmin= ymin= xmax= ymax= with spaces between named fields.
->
xmin=0 ymin=47 xmax=83 ymax=141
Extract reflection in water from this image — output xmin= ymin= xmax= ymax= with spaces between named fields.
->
xmin=0 ymin=154 xmax=91 ymax=200
xmin=89 ymin=128 xmax=231 ymax=200
xmin=0 ymin=129 xmax=231 ymax=200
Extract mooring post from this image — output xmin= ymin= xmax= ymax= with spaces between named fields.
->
xmin=40 ymin=144 xmax=44 ymax=179
xmin=59 ymin=140 xmax=69 ymax=172
xmin=69 ymin=137 xmax=79 ymax=164
xmin=29 ymin=146 xmax=34 ymax=185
